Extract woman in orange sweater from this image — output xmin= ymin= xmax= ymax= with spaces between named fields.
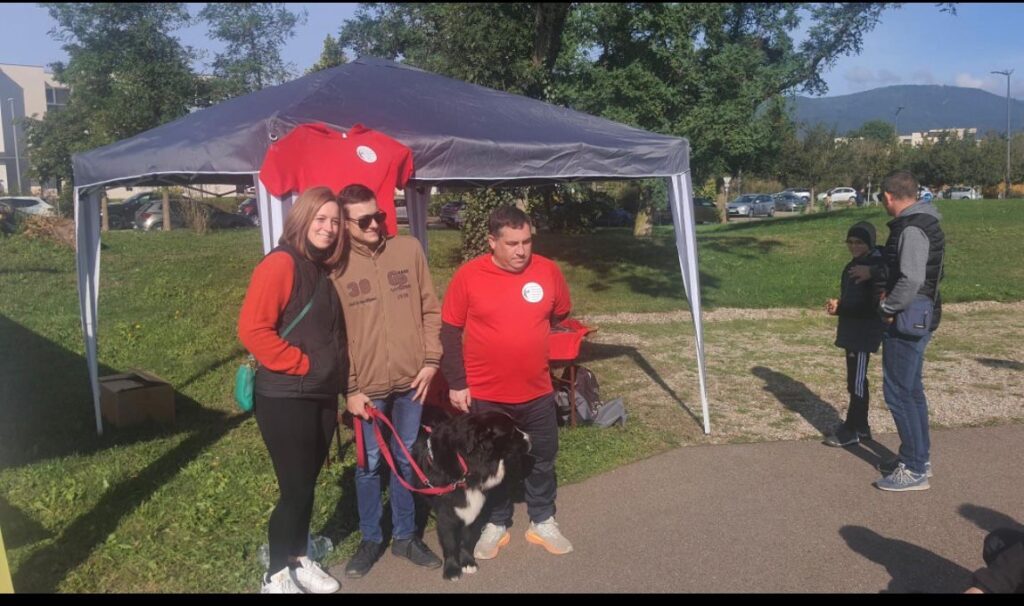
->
xmin=238 ymin=186 xmax=348 ymax=593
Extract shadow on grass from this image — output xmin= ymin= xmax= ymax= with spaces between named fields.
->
xmin=839 ymin=525 xmax=972 ymax=593
xmin=578 ymin=341 xmax=703 ymax=429
xmin=0 ymin=314 xmax=230 ymax=469
xmin=974 ymin=358 xmax=1024 ymax=371
xmin=750 ymin=366 xmax=895 ymax=467
xmin=11 ymin=409 xmax=246 ymax=593
xmin=0 ymin=495 xmax=53 ymax=549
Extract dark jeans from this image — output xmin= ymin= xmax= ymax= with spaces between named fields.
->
xmin=843 ymin=350 xmax=871 ymax=431
xmin=354 ymin=389 xmax=423 ymax=543
xmin=254 ymin=394 xmax=337 ymax=575
xmin=882 ymin=327 xmax=932 ymax=475
xmin=473 ymin=392 xmax=559 ymax=527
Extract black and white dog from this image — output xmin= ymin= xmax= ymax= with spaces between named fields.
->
xmin=412 ymin=410 xmax=530 ymax=580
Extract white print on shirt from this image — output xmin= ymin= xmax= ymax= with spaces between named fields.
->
xmin=356 ymin=145 xmax=378 ymax=163
xmin=522 ymin=282 xmax=544 ymax=303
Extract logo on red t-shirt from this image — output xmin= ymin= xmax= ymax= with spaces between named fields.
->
xmin=522 ymin=282 xmax=544 ymax=303
xmin=356 ymin=145 xmax=377 ymax=163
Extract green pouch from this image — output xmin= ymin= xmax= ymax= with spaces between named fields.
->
xmin=234 ymin=355 xmax=257 ymax=412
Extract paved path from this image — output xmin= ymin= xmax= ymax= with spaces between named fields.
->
xmin=328 ymin=424 xmax=1023 ymax=593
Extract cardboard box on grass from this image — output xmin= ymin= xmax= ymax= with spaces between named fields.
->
xmin=99 ymin=370 xmax=175 ymax=428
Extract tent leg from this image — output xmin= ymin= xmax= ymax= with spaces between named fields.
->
xmin=667 ymin=173 xmax=711 ymax=434
xmin=405 ymin=185 xmax=430 ymax=257
xmin=75 ymin=187 xmax=104 ymax=435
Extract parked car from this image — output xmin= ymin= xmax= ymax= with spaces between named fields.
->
xmin=0 ymin=196 xmax=55 ymax=217
xmin=783 ymin=188 xmax=812 ymax=202
xmin=439 ymin=201 xmax=466 ymax=228
xmin=693 ymin=197 xmax=719 ymax=224
xmin=105 ymin=191 xmax=162 ymax=229
xmin=727 ymin=193 xmax=775 ymax=219
xmin=134 ymin=199 xmax=253 ymax=231
xmin=948 ymin=186 xmax=981 ymax=200
xmin=237 ymin=197 xmax=259 ymax=226
xmin=395 ymin=198 xmax=409 ymax=224
xmin=817 ymin=187 xmax=857 ymax=204
xmin=772 ymin=192 xmax=806 ymax=212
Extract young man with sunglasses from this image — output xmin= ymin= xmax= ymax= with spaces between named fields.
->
xmin=331 ymin=184 xmax=444 ymax=578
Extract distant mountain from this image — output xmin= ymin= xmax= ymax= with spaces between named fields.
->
xmin=791 ymin=85 xmax=1024 ymax=136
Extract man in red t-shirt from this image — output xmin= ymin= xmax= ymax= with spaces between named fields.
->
xmin=441 ymin=205 xmax=574 ymax=562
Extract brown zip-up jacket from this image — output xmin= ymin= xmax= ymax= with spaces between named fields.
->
xmin=331 ymin=235 xmax=441 ymax=399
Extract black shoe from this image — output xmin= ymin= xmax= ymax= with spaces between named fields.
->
xmin=344 ymin=540 xmax=384 ymax=579
xmin=824 ymin=425 xmax=864 ymax=447
xmin=391 ymin=537 xmax=442 ymax=569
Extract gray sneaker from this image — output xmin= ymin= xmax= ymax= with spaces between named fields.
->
xmin=473 ymin=523 xmax=510 ymax=560
xmin=878 ymin=457 xmax=932 ymax=478
xmin=874 ymin=462 xmax=930 ymax=492
xmin=525 ymin=517 xmax=574 ymax=555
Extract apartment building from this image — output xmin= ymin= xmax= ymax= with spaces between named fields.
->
xmin=0 ymin=63 xmax=69 ymax=195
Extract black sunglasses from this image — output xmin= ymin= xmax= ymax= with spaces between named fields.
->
xmin=346 ymin=210 xmax=386 ymax=230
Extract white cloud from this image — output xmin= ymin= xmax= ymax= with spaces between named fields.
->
xmin=877 ymin=69 xmax=902 ymax=84
xmin=955 ymin=73 xmax=986 ymax=89
xmin=910 ymin=70 xmax=936 ymax=84
xmin=844 ymin=66 xmax=876 ymax=85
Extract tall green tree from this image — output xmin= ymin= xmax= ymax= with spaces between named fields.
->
xmin=27 ymin=3 xmax=198 ymax=193
xmin=849 ymin=119 xmax=897 ymax=144
xmin=199 ymin=3 xmax=307 ymax=100
xmin=337 ymin=3 xmax=954 ymax=231
xmin=306 ymin=34 xmax=348 ymax=74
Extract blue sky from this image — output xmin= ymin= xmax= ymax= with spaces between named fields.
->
xmin=2 ymin=3 xmax=1022 ymax=100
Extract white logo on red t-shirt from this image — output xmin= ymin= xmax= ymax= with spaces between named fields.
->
xmin=356 ymin=145 xmax=378 ymax=163
xmin=522 ymin=282 xmax=544 ymax=303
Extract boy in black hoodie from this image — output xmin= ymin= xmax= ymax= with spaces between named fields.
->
xmin=823 ymin=221 xmax=887 ymax=447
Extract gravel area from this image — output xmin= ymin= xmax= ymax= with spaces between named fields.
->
xmin=574 ymin=301 xmax=1024 ymax=446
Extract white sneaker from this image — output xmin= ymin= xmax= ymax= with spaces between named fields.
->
xmin=525 ymin=517 xmax=573 ymax=555
xmin=293 ymin=556 xmax=340 ymax=593
xmin=473 ymin=523 xmax=510 ymax=560
xmin=260 ymin=567 xmax=305 ymax=594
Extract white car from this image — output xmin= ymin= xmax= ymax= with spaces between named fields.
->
xmin=817 ymin=187 xmax=857 ymax=204
xmin=0 ymin=196 xmax=56 ymax=217
xmin=948 ymin=186 xmax=981 ymax=200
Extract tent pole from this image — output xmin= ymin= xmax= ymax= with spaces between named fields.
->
xmin=75 ymin=186 xmax=104 ymax=435
xmin=405 ymin=185 xmax=430 ymax=257
xmin=667 ymin=173 xmax=711 ymax=434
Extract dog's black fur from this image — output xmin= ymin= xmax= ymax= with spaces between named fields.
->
xmin=412 ymin=409 xmax=530 ymax=580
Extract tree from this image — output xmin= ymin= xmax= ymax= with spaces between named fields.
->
xmin=307 ymin=34 xmax=348 ymax=74
xmin=849 ymin=120 xmax=896 ymax=144
xmin=28 ymin=3 xmax=198 ymax=193
xmin=199 ymin=3 xmax=307 ymax=101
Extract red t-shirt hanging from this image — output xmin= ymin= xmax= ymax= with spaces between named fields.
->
xmin=442 ymin=254 xmax=572 ymax=404
xmin=259 ymin=122 xmax=414 ymax=236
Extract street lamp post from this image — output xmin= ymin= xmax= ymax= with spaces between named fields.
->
xmin=894 ymin=105 xmax=905 ymax=141
xmin=991 ymin=70 xmax=1013 ymax=199
xmin=7 ymin=98 xmax=22 ymax=194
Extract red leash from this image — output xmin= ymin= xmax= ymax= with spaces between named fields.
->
xmin=353 ymin=407 xmax=468 ymax=496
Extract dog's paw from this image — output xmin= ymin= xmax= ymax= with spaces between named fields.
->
xmin=443 ymin=561 xmax=463 ymax=581
xmin=461 ymin=564 xmax=478 ymax=575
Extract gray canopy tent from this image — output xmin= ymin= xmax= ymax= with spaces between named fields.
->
xmin=72 ymin=56 xmax=709 ymax=436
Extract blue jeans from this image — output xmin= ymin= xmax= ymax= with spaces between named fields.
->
xmin=354 ymin=389 xmax=423 ymax=543
xmin=881 ymin=326 xmax=932 ymax=475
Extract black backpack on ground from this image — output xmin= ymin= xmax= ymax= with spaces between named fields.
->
xmin=554 ymin=365 xmax=627 ymax=428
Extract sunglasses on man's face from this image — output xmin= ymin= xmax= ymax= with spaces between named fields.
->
xmin=347 ymin=211 xmax=386 ymax=230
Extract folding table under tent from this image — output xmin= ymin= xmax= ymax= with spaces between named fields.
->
xmin=71 ymin=56 xmax=710 ymax=436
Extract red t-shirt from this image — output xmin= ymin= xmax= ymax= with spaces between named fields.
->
xmin=259 ymin=122 xmax=414 ymax=236
xmin=442 ymin=254 xmax=572 ymax=404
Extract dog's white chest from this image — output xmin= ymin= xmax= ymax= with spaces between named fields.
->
xmin=454 ymin=461 xmax=505 ymax=525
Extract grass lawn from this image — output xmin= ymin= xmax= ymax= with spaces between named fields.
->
xmin=0 ymin=200 xmax=1022 ymax=592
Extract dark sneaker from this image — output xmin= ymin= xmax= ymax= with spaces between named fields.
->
xmin=874 ymin=462 xmax=930 ymax=491
xmin=344 ymin=540 xmax=384 ymax=579
xmin=823 ymin=425 xmax=866 ymax=447
xmin=391 ymin=537 xmax=442 ymax=569
xmin=878 ymin=457 xmax=932 ymax=478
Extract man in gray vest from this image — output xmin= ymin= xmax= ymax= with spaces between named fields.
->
xmin=850 ymin=170 xmax=944 ymax=492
